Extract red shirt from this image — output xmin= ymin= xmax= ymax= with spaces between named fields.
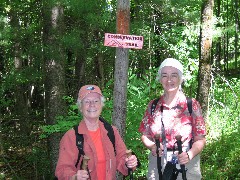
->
xmin=139 ymin=93 xmax=206 ymax=149
xmin=89 ymin=128 xmax=106 ymax=180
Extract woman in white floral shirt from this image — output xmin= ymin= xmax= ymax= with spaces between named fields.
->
xmin=139 ymin=58 xmax=206 ymax=180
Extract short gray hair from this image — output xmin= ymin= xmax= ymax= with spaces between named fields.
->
xmin=76 ymin=96 xmax=106 ymax=109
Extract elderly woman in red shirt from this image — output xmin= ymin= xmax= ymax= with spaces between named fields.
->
xmin=56 ymin=85 xmax=138 ymax=180
xmin=139 ymin=58 xmax=206 ymax=180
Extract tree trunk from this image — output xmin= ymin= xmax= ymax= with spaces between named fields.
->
xmin=113 ymin=1 xmax=130 ymax=179
xmin=9 ymin=8 xmax=32 ymax=137
xmin=234 ymin=0 xmax=239 ymax=68
xmin=113 ymin=0 xmax=130 ymax=139
xmin=197 ymin=0 xmax=214 ymax=121
xmin=75 ymin=53 xmax=86 ymax=96
xmin=215 ymin=0 xmax=221 ymax=69
xmin=96 ymin=54 xmax=105 ymax=88
xmin=43 ymin=1 xmax=67 ymax=176
xmin=225 ymin=0 xmax=229 ymax=73
xmin=0 ymin=117 xmax=3 ymax=156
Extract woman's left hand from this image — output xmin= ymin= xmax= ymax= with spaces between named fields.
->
xmin=178 ymin=136 xmax=206 ymax=165
xmin=125 ymin=155 xmax=138 ymax=169
xmin=177 ymin=152 xmax=190 ymax=165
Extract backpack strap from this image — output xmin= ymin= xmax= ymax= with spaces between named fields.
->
xmin=74 ymin=125 xmax=85 ymax=168
xmin=186 ymin=97 xmax=192 ymax=115
xmin=99 ymin=117 xmax=116 ymax=155
xmin=186 ymin=97 xmax=193 ymax=149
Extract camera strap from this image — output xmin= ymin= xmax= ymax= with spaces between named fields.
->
xmin=156 ymin=105 xmax=166 ymax=180
xmin=160 ymin=105 xmax=168 ymax=163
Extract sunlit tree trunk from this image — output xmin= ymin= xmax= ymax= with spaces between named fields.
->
xmin=234 ymin=0 xmax=239 ymax=69
xmin=43 ymin=1 xmax=67 ymax=176
xmin=113 ymin=0 xmax=130 ymax=139
xmin=215 ymin=0 xmax=221 ymax=69
xmin=223 ymin=0 xmax=229 ymax=73
xmin=113 ymin=0 xmax=130 ymax=178
xmin=197 ymin=0 xmax=214 ymax=121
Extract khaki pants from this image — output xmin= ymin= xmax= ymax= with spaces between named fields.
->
xmin=147 ymin=152 xmax=202 ymax=180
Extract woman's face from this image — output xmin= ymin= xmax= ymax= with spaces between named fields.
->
xmin=160 ymin=66 xmax=181 ymax=93
xmin=80 ymin=93 xmax=103 ymax=121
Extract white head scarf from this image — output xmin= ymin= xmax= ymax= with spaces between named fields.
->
xmin=156 ymin=58 xmax=184 ymax=90
xmin=158 ymin=58 xmax=183 ymax=74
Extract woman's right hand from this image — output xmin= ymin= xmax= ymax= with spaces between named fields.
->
xmin=151 ymin=144 xmax=163 ymax=157
xmin=71 ymin=170 xmax=89 ymax=180
xmin=141 ymin=135 xmax=163 ymax=157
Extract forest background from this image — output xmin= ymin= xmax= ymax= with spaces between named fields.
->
xmin=0 ymin=0 xmax=239 ymax=179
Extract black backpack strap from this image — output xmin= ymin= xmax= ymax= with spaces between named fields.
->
xmin=74 ymin=125 xmax=85 ymax=168
xmin=151 ymin=98 xmax=160 ymax=115
xmin=186 ymin=97 xmax=192 ymax=115
xmin=99 ymin=117 xmax=116 ymax=155
xmin=186 ymin=97 xmax=193 ymax=149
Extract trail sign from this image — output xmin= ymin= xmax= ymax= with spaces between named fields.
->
xmin=104 ymin=33 xmax=143 ymax=49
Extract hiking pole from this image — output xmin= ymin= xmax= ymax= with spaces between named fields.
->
xmin=154 ymin=134 xmax=163 ymax=180
xmin=175 ymin=135 xmax=187 ymax=180
xmin=126 ymin=149 xmax=134 ymax=180
xmin=82 ymin=155 xmax=91 ymax=180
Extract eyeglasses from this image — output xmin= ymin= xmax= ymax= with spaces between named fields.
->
xmin=82 ymin=99 xmax=101 ymax=106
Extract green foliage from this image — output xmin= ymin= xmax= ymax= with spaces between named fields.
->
xmin=25 ymin=147 xmax=52 ymax=179
xmin=207 ymin=77 xmax=239 ymax=140
xmin=201 ymin=130 xmax=240 ymax=179
xmin=201 ymin=77 xmax=240 ymax=179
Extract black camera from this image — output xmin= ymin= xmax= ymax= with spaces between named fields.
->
xmin=163 ymin=161 xmax=178 ymax=180
xmin=162 ymin=154 xmax=179 ymax=180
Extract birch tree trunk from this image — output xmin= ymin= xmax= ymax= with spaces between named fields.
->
xmin=197 ymin=0 xmax=214 ymax=121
